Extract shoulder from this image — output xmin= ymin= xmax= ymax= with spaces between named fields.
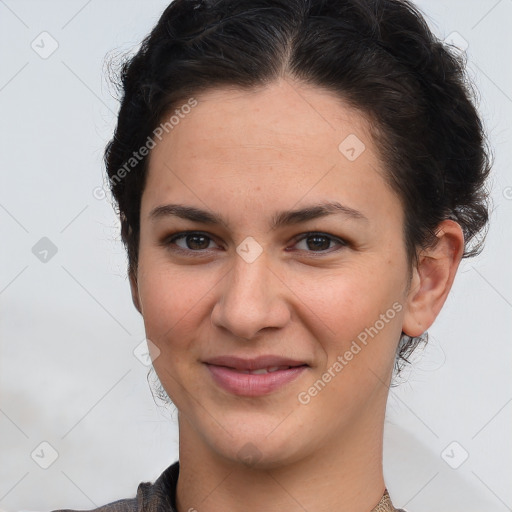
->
xmin=51 ymin=495 xmax=139 ymax=512
xmin=50 ymin=461 xmax=180 ymax=512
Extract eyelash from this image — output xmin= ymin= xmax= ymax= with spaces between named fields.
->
xmin=161 ymin=231 xmax=348 ymax=256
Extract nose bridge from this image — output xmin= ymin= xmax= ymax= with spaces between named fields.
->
xmin=211 ymin=249 xmax=288 ymax=339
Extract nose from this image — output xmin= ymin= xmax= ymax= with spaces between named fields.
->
xmin=210 ymin=251 xmax=291 ymax=340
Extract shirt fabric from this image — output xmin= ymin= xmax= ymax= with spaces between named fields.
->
xmin=53 ymin=461 xmax=405 ymax=512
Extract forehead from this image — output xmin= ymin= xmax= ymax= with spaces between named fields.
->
xmin=142 ymin=78 xmax=400 ymax=228
xmin=150 ymin=78 xmax=373 ymax=164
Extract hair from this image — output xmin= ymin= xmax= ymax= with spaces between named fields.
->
xmin=104 ymin=0 xmax=491 ymax=374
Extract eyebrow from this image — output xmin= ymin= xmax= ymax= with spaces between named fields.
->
xmin=149 ymin=201 xmax=368 ymax=229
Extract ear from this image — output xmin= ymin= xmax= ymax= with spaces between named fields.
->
xmin=129 ymin=269 xmax=143 ymax=315
xmin=402 ymin=220 xmax=464 ymax=337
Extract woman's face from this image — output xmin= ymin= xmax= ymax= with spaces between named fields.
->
xmin=133 ymin=78 xmax=413 ymax=467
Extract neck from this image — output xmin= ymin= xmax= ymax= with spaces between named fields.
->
xmin=175 ymin=403 xmax=387 ymax=512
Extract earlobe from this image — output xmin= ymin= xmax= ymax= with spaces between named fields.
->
xmin=129 ymin=270 xmax=143 ymax=315
xmin=402 ymin=220 xmax=464 ymax=338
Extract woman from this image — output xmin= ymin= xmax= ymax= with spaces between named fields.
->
xmin=56 ymin=0 xmax=490 ymax=510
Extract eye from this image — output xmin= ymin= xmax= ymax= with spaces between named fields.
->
xmin=163 ymin=231 xmax=221 ymax=252
xmin=291 ymin=232 xmax=347 ymax=253
xmin=161 ymin=230 xmax=347 ymax=256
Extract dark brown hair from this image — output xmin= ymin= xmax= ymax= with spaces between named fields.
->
xmin=104 ymin=0 xmax=491 ymax=372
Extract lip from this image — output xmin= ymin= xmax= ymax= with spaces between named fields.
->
xmin=204 ymin=355 xmax=308 ymax=371
xmin=203 ymin=355 xmax=309 ymax=397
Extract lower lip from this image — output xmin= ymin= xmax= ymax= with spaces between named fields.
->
xmin=205 ymin=364 xmax=308 ymax=396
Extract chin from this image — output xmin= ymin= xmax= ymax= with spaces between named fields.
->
xmin=202 ymin=419 xmax=311 ymax=471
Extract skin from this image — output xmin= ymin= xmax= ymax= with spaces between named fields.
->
xmin=129 ymin=77 xmax=464 ymax=512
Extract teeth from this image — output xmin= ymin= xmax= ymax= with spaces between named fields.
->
xmin=251 ymin=368 xmax=269 ymax=374
xmin=237 ymin=366 xmax=291 ymax=375
xmin=268 ymin=366 xmax=290 ymax=372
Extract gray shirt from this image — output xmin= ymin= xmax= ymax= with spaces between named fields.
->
xmin=52 ymin=461 xmax=405 ymax=512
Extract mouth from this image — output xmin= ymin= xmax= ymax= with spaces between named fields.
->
xmin=204 ymin=354 xmax=309 ymax=371
xmin=231 ymin=365 xmax=304 ymax=375
xmin=203 ymin=356 xmax=309 ymax=396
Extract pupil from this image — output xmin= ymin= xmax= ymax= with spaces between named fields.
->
xmin=187 ymin=234 xmax=209 ymax=250
xmin=307 ymin=235 xmax=329 ymax=251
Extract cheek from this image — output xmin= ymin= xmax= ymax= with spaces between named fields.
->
xmin=297 ymin=262 xmax=406 ymax=369
xmin=137 ymin=256 xmax=219 ymax=345
xmin=138 ymin=265 xmax=213 ymax=400
xmin=296 ymin=261 xmax=401 ymax=328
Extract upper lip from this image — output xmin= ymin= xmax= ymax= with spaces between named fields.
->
xmin=204 ymin=355 xmax=308 ymax=371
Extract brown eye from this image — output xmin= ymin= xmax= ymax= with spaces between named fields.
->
xmin=305 ymin=235 xmax=331 ymax=251
xmin=164 ymin=232 xmax=220 ymax=252
xmin=292 ymin=232 xmax=347 ymax=253
xmin=184 ymin=234 xmax=211 ymax=250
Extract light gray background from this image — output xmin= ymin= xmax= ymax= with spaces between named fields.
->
xmin=0 ymin=1 xmax=511 ymax=511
